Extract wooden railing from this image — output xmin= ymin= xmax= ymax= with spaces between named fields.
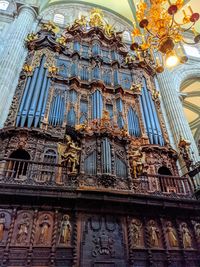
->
xmin=0 ymin=158 xmax=195 ymax=198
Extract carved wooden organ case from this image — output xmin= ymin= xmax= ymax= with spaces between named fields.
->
xmin=0 ymin=17 xmax=199 ymax=267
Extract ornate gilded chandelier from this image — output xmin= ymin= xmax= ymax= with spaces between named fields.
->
xmin=130 ymin=0 xmax=200 ymax=73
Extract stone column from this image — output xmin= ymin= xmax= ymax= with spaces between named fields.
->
xmin=0 ymin=4 xmax=37 ymax=127
xmin=157 ymin=70 xmax=200 ymax=185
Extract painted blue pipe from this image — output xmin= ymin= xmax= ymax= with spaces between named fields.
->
xmin=34 ymin=68 xmax=48 ymax=127
xmin=16 ymin=76 xmax=31 ymax=126
xmin=27 ymin=56 xmax=45 ymax=127
xmin=20 ymin=67 xmax=39 ymax=127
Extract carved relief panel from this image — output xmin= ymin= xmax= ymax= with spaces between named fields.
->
xmin=0 ymin=210 xmax=12 ymax=246
xmin=128 ymin=218 xmax=144 ymax=249
xmin=146 ymin=220 xmax=163 ymax=248
xmin=11 ymin=211 xmax=33 ymax=246
xmin=34 ymin=212 xmax=53 ymax=246
xmin=79 ymin=214 xmax=127 ymax=267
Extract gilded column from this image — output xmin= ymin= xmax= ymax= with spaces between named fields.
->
xmin=0 ymin=4 xmax=37 ymax=127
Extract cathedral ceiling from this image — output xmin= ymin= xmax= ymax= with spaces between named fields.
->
xmin=38 ymin=0 xmax=200 ymax=31
xmin=39 ymin=0 xmax=137 ymax=25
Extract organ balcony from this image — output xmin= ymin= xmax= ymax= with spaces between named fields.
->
xmin=0 ymin=157 xmax=195 ymax=200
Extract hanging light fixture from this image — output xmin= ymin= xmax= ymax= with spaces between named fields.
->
xmin=130 ymin=0 xmax=200 ymax=73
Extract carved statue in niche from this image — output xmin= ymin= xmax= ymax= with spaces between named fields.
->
xmin=193 ymin=222 xmax=200 ymax=242
xmin=130 ymin=218 xmax=142 ymax=248
xmin=16 ymin=213 xmax=30 ymax=244
xmin=57 ymin=135 xmax=81 ymax=176
xmin=166 ymin=221 xmax=178 ymax=247
xmin=129 ymin=147 xmax=146 ymax=178
xmin=92 ymin=231 xmax=114 ymax=257
xmin=180 ymin=222 xmax=192 ymax=248
xmin=0 ymin=213 xmax=6 ymax=242
xmin=38 ymin=215 xmax=51 ymax=245
xmin=148 ymin=220 xmax=160 ymax=247
xmin=59 ymin=215 xmax=72 ymax=246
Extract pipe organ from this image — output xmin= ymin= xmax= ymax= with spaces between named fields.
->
xmin=0 ymin=11 xmax=199 ymax=267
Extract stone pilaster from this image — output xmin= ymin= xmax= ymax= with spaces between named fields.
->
xmin=0 ymin=4 xmax=37 ymax=127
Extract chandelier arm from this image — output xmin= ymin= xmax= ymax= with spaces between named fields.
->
xmin=169 ymin=14 xmax=175 ymax=30
xmin=145 ymin=27 xmax=157 ymax=38
xmin=182 ymin=23 xmax=195 ymax=32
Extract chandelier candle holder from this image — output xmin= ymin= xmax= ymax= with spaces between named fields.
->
xmin=130 ymin=0 xmax=200 ymax=73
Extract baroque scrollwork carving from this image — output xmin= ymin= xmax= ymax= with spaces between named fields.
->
xmin=97 ymin=174 xmax=116 ymax=188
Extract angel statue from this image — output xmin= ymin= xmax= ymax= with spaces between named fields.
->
xmin=104 ymin=23 xmax=115 ymax=37
xmin=70 ymin=15 xmax=87 ymax=31
xmin=58 ymin=135 xmax=81 ymax=174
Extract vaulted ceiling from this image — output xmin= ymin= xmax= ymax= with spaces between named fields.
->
xmin=39 ymin=0 xmax=200 ymax=32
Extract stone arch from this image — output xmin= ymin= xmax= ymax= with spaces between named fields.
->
xmin=173 ymin=64 xmax=200 ymax=92
xmin=177 ymin=68 xmax=200 ymax=148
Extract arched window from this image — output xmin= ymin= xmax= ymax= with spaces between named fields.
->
xmin=0 ymin=1 xmax=9 ymax=11
xmin=158 ymin=166 xmax=172 ymax=176
xmin=7 ymin=149 xmax=30 ymax=179
xmin=44 ymin=149 xmax=57 ymax=164
xmin=158 ymin=166 xmax=174 ymax=193
xmin=53 ymin=13 xmax=64 ymax=25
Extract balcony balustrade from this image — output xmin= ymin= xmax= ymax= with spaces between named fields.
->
xmin=0 ymin=158 xmax=195 ymax=199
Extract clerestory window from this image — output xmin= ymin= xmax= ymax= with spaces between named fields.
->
xmin=53 ymin=13 xmax=64 ymax=25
